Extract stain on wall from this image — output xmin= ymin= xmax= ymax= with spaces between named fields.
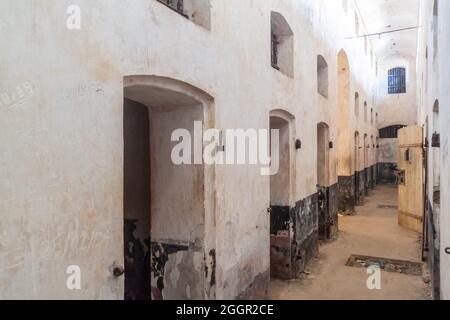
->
xmin=317 ymin=186 xmax=329 ymax=240
xmin=338 ymin=175 xmax=356 ymax=212
xmin=359 ymin=170 xmax=366 ymax=203
xmin=364 ymin=168 xmax=370 ymax=196
xmin=270 ymin=206 xmax=292 ymax=279
xmin=270 ymin=193 xmax=320 ymax=280
xmin=327 ymin=183 xmax=339 ymax=238
xmin=378 ymin=139 xmax=399 ymax=184
xmin=378 ymin=138 xmax=398 ymax=163
xmin=151 ymin=241 xmax=204 ymax=300
xmin=318 ymin=184 xmax=340 ymax=241
xmin=425 ymin=199 xmax=440 ymax=299
xmin=206 ymin=249 xmax=216 ymax=288
xmin=292 ymin=194 xmax=319 ymax=277
xmin=124 ymin=219 xmax=150 ymax=300
xmin=236 ymin=270 xmax=270 ymax=300
xmin=354 ymin=170 xmax=366 ymax=205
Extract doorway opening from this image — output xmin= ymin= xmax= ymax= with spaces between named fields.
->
xmin=269 ymin=110 xmax=295 ymax=279
xmin=364 ymin=133 xmax=369 ymax=195
xmin=123 ymin=75 xmax=215 ymax=300
xmin=354 ymin=131 xmax=360 ymax=205
xmin=432 ymin=100 xmax=440 ymax=204
xmin=317 ymin=122 xmax=330 ymax=239
xmin=123 ymin=98 xmax=151 ymax=300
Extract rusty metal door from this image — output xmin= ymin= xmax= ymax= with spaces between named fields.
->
xmin=397 ymin=126 xmax=424 ymax=233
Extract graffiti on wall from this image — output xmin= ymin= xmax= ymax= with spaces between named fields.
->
xmin=378 ymin=138 xmax=398 ymax=163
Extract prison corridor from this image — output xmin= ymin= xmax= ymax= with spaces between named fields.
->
xmin=269 ymin=185 xmax=432 ymax=300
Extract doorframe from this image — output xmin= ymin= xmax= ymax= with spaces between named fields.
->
xmin=317 ymin=122 xmax=331 ymax=188
xmin=123 ymin=75 xmax=216 ymax=299
xmin=269 ymin=109 xmax=296 ymax=207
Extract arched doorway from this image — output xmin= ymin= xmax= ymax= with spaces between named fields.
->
xmin=269 ymin=110 xmax=296 ymax=280
xmin=123 ymin=75 xmax=215 ymax=300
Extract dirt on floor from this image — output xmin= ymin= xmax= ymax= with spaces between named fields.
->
xmin=269 ymin=185 xmax=432 ymax=300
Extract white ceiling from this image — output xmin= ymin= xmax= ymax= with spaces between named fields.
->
xmin=125 ymin=85 xmax=200 ymax=109
xmin=355 ymin=0 xmax=420 ymax=61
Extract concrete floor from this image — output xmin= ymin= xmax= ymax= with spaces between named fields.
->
xmin=269 ymin=185 xmax=432 ymax=300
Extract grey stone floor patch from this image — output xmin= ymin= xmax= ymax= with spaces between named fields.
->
xmin=346 ymin=254 xmax=423 ymax=276
xmin=377 ymin=204 xmax=398 ymax=209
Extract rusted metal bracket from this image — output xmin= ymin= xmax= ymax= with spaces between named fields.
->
xmin=432 ymin=133 xmax=440 ymax=148
xmin=396 ymin=169 xmax=406 ymax=186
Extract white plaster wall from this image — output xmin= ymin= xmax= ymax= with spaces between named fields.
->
xmin=0 ymin=0 xmax=380 ymax=299
xmin=317 ymin=124 xmax=330 ymax=186
xmin=416 ymin=0 xmax=450 ymax=299
xmin=337 ymin=51 xmax=352 ymax=176
xmin=270 ymin=119 xmax=290 ymax=206
xmin=416 ymin=0 xmax=440 ymax=211
xmin=376 ymin=57 xmax=418 ymax=129
xmin=123 ymin=99 xmax=150 ymax=242
xmin=149 ymin=105 xmax=204 ymax=243
xmin=436 ymin=0 xmax=450 ymax=300
xmin=378 ymin=139 xmax=398 ymax=163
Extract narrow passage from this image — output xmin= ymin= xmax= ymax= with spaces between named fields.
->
xmin=269 ymin=186 xmax=432 ymax=300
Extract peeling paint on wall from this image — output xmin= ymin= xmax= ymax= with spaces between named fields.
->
xmin=292 ymin=194 xmax=319 ymax=277
xmin=378 ymin=139 xmax=398 ymax=163
xmin=338 ymin=175 xmax=356 ymax=212
xmin=151 ymin=241 xmax=205 ymax=300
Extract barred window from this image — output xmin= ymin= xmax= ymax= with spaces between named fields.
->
xmin=317 ymin=55 xmax=329 ymax=98
xmin=270 ymin=12 xmax=294 ymax=77
xmin=388 ymin=67 xmax=406 ymax=94
xmin=155 ymin=0 xmax=211 ymax=29
xmin=271 ymin=34 xmax=279 ymax=69
xmin=157 ymin=0 xmax=185 ymax=16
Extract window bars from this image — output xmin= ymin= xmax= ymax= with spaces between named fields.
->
xmin=388 ymin=67 xmax=406 ymax=94
xmin=271 ymin=33 xmax=280 ymax=70
xmin=158 ymin=0 xmax=185 ymax=16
